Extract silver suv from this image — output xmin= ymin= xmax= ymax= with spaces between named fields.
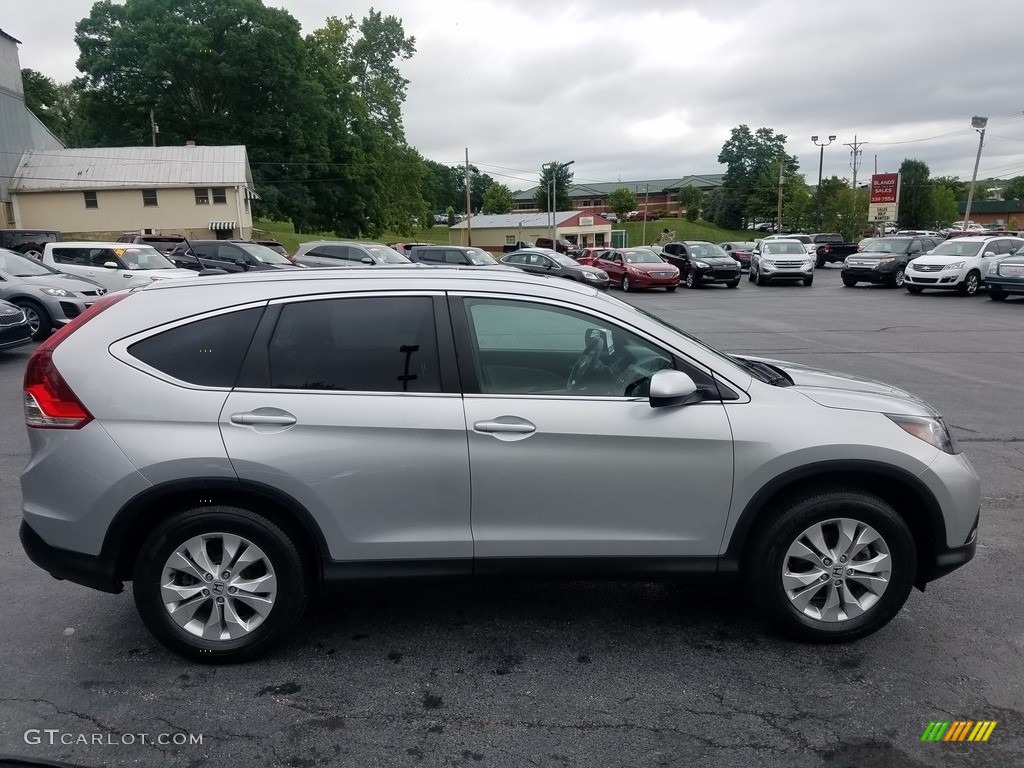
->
xmin=20 ymin=268 xmax=980 ymax=662
xmin=292 ymin=240 xmax=410 ymax=267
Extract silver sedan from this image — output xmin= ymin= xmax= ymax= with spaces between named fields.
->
xmin=0 ymin=248 xmax=107 ymax=339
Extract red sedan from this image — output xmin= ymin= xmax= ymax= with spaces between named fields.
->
xmin=593 ymin=248 xmax=679 ymax=292
xmin=576 ymin=247 xmax=610 ymax=266
xmin=718 ymin=241 xmax=756 ymax=270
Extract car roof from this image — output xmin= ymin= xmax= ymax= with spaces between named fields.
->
xmin=50 ymin=241 xmax=158 ymax=248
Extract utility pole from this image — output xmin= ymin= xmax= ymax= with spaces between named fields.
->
xmin=963 ymin=116 xmax=989 ymax=231
xmin=642 ymin=183 xmax=651 ymax=244
xmin=150 ymin=109 xmax=159 ymax=147
xmin=776 ymin=161 xmax=784 ymax=234
xmin=464 ymin=148 xmax=472 ymax=246
xmin=845 ymin=135 xmax=867 ymax=233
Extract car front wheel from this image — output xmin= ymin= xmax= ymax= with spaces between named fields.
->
xmin=989 ymin=288 xmax=1008 ymax=301
xmin=14 ymin=299 xmax=53 ymax=340
xmin=685 ymin=271 xmax=697 ymax=289
xmin=906 ymin=285 xmax=924 ymax=294
xmin=749 ymin=488 xmax=915 ymax=643
xmin=621 ymin=275 xmax=632 ymax=292
xmin=958 ymin=271 xmax=981 ymax=296
xmin=890 ymin=267 xmax=906 ymax=288
xmin=133 ymin=505 xmax=309 ymax=663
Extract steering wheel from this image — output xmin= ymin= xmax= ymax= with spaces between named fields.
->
xmin=566 ymin=335 xmax=606 ymax=392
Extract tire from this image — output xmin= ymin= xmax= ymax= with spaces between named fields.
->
xmin=815 ymin=255 xmax=826 ymax=269
xmin=958 ymin=271 xmax=981 ymax=296
xmin=14 ymin=299 xmax=53 ymax=340
xmin=727 ymin=280 xmax=739 ymax=288
xmin=804 ymin=276 xmax=814 ymax=286
xmin=665 ymin=285 xmax=677 ymax=292
xmin=906 ymin=285 xmax=924 ymax=294
xmin=23 ymin=249 xmax=43 ymax=260
xmin=621 ymin=275 xmax=632 ymax=292
xmin=842 ymin=277 xmax=857 ymax=287
xmin=989 ymin=288 xmax=1008 ymax=301
xmin=748 ymin=266 xmax=755 ymax=282
xmin=748 ymin=488 xmax=916 ymax=643
xmin=685 ymin=271 xmax=697 ymax=289
xmin=133 ymin=505 xmax=309 ymax=663
xmin=890 ymin=267 xmax=906 ymax=288
xmin=755 ymin=268 xmax=767 ymax=286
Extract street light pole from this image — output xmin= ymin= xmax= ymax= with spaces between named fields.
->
xmin=811 ymin=134 xmax=836 ymax=230
xmin=546 ymin=160 xmax=574 ymax=245
xmin=962 ymin=116 xmax=988 ymax=231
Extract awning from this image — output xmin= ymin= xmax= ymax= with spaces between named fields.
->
xmin=210 ymin=221 xmax=236 ymax=231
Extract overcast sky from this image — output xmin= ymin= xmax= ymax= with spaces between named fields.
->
xmin=7 ymin=0 xmax=1024 ymax=192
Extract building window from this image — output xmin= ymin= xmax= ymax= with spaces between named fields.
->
xmin=142 ymin=189 xmax=158 ymax=207
xmin=83 ymin=191 xmax=98 ymax=209
xmin=212 ymin=187 xmax=227 ymax=205
xmin=505 ymin=235 xmax=516 ymax=245
xmin=194 ymin=188 xmax=210 ymax=205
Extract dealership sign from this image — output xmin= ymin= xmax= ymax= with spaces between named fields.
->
xmin=868 ymin=173 xmax=900 ymax=222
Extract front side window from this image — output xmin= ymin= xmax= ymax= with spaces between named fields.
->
xmin=265 ymin=297 xmax=440 ymax=392
xmin=462 ymin=298 xmax=677 ymax=398
xmin=83 ymin=191 xmax=98 ymax=209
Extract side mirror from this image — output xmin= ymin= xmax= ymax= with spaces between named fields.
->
xmin=361 ymin=256 xmax=374 ymax=264
xmin=649 ymin=369 xmax=701 ymax=408
xmin=984 ymin=251 xmax=996 ymax=258
xmin=103 ymin=261 xmax=119 ymax=269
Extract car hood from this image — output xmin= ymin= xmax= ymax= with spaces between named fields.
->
xmin=135 ymin=268 xmax=201 ymax=281
xmin=739 ymin=355 xmax=938 ymax=417
xmin=577 ymin=265 xmax=609 ymax=277
xmin=18 ymin=273 xmax=107 ymax=292
xmin=627 ymin=262 xmax=676 ymax=273
xmin=911 ymin=254 xmax=980 ymax=267
xmin=697 ymin=257 xmax=738 ymax=266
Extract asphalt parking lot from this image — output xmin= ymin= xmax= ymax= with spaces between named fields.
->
xmin=1 ymin=264 xmax=1022 ymax=768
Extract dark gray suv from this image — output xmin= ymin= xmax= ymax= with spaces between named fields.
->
xmin=20 ymin=268 xmax=980 ymax=662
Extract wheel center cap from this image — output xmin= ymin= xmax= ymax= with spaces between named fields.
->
xmin=211 ymin=581 xmax=226 ymax=595
xmin=831 ymin=565 xmax=846 ymax=579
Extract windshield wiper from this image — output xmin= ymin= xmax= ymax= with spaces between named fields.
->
xmin=733 ymin=357 xmax=793 ymax=387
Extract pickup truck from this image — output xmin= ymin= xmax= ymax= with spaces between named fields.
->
xmin=811 ymin=233 xmax=860 ymax=267
xmin=502 ymin=240 xmax=534 ymax=253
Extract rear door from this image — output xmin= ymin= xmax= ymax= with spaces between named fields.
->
xmin=221 ymin=293 xmax=472 ymax=566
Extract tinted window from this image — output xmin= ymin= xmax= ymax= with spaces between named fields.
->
xmin=415 ymin=249 xmax=446 ymax=263
xmin=129 ymin=307 xmax=264 ymax=387
xmin=266 ymin=297 xmax=440 ymax=392
xmin=51 ymin=247 xmax=90 ymax=266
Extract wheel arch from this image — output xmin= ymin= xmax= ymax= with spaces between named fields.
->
xmin=103 ymin=478 xmax=328 ymax=589
xmin=722 ymin=460 xmax=946 ymax=589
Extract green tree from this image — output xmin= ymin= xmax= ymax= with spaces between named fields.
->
xmin=20 ymin=69 xmax=61 ymax=134
xmin=1002 ymin=176 xmax=1024 ymax=201
xmin=482 ymin=182 xmax=514 ymax=214
xmin=534 ymin=162 xmax=575 ymax=212
xmin=932 ymin=175 xmax=967 ymax=200
xmin=607 ymin=187 xmax=637 ymax=223
xmin=717 ymin=124 xmax=798 ymax=228
xmin=422 ymin=159 xmax=463 ymax=214
xmin=897 ymin=159 xmax=932 ymax=229
xmin=930 ymin=186 xmax=959 ymax=229
xmin=677 ymin=186 xmax=704 ymax=222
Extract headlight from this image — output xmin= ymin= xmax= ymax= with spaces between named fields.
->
xmin=40 ymin=287 xmax=71 ymax=297
xmin=762 ymin=259 xmax=775 ymax=267
xmin=943 ymin=261 xmax=965 ymax=270
xmin=877 ymin=257 xmax=895 ymax=264
xmin=804 ymin=259 xmax=814 ymax=268
xmin=886 ymin=414 xmax=959 ymax=454
xmin=694 ymin=260 xmax=709 ymax=269
xmin=987 ymin=261 xmax=998 ymax=274
xmin=583 ymin=271 xmax=600 ymax=281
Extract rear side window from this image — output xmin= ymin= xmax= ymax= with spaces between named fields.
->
xmin=129 ymin=307 xmax=264 ymax=386
xmin=264 ymin=297 xmax=440 ymax=392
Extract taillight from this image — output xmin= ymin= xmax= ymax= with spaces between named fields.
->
xmin=23 ymin=292 xmax=129 ymax=430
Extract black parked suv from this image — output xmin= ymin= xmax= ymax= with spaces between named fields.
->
xmin=406 ymin=245 xmax=500 ymax=266
xmin=0 ymin=229 xmax=62 ymax=259
xmin=841 ymin=236 xmax=941 ymax=288
xmin=660 ymin=241 xmax=741 ymax=288
xmin=168 ymin=240 xmax=299 ymax=272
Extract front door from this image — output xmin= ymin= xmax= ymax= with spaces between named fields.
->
xmin=453 ymin=295 xmax=734 ymax=561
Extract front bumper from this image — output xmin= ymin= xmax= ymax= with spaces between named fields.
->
xmin=923 ymin=510 xmax=978 ymax=585
xmin=0 ymin=320 xmax=33 ymax=349
xmin=904 ymin=270 xmax=964 ymax=288
xmin=20 ymin=520 xmax=125 ymax=594
xmin=842 ymin=266 xmax=897 ymax=284
xmin=986 ymin=276 xmax=1024 ymax=294
xmin=759 ymin=263 xmax=813 ymax=281
xmin=630 ymin=272 xmax=679 ymax=289
xmin=695 ymin=267 xmax=741 ymax=283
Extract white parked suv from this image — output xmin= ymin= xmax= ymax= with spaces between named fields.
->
xmin=903 ymin=235 xmax=1024 ymax=295
xmin=43 ymin=242 xmax=198 ymax=293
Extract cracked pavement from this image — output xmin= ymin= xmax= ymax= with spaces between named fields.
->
xmin=0 ymin=266 xmax=1021 ymax=767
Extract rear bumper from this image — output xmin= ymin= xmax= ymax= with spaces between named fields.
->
xmin=20 ymin=520 xmax=124 ymax=594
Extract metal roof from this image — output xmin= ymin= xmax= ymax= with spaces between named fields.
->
xmin=0 ymin=28 xmax=22 ymax=44
xmin=513 ymin=174 xmax=725 ymax=201
xmin=10 ymin=145 xmax=255 ymax=193
xmin=450 ymin=211 xmax=588 ymax=230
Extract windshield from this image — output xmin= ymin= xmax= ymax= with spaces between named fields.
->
xmin=686 ymin=243 xmax=727 ymax=259
xmin=241 ymin=243 xmax=294 ymax=265
xmin=763 ymin=242 xmax=807 ymax=255
xmin=0 ymin=248 xmax=63 ymax=277
xmin=117 ymin=246 xmax=176 ymax=270
xmin=366 ymin=245 xmax=410 ymax=263
xmin=547 ymin=252 xmax=578 ymax=267
xmin=623 ymin=250 xmax=663 ymax=263
xmin=466 ymin=249 xmax=498 ymax=265
xmin=929 ymin=241 xmax=984 ymax=258
xmin=862 ymin=239 xmax=904 ymax=253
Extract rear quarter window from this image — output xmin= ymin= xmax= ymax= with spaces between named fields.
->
xmin=128 ymin=307 xmax=264 ymax=386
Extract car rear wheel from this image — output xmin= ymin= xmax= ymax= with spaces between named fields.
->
xmin=815 ymin=255 xmax=826 ymax=269
xmin=749 ymin=488 xmax=915 ymax=643
xmin=989 ymin=288 xmax=1008 ymax=301
xmin=665 ymin=285 xmax=677 ymax=292
xmin=13 ymin=299 xmax=52 ymax=340
xmin=621 ymin=275 xmax=632 ymax=292
xmin=133 ymin=505 xmax=308 ymax=663
xmin=958 ymin=271 xmax=981 ymax=296
xmin=23 ymin=249 xmax=43 ymax=260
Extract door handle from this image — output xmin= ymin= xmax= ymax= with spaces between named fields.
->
xmin=231 ymin=411 xmax=297 ymax=426
xmin=473 ymin=419 xmax=536 ymax=434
